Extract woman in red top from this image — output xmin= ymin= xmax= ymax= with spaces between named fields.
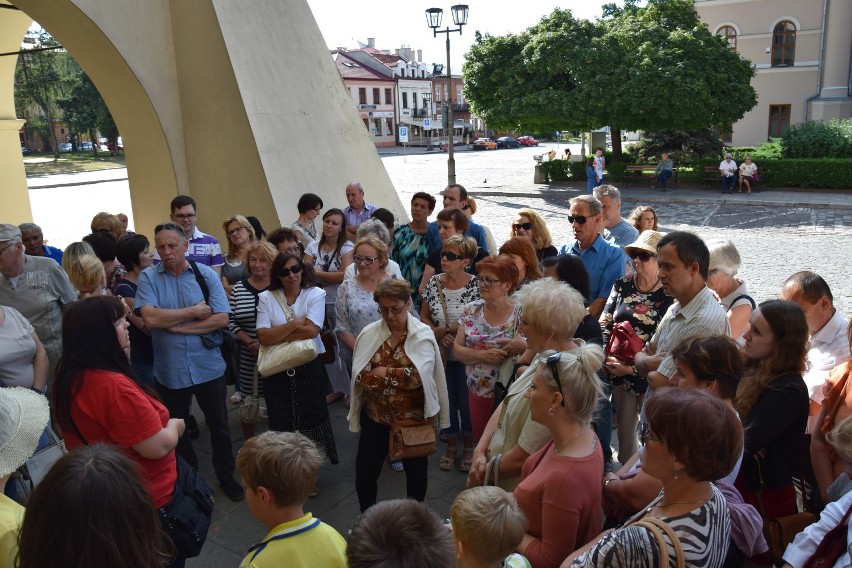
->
xmin=52 ymin=296 xmax=185 ymax=562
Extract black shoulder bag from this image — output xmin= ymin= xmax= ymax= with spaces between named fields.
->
xmin=188 ymin=260 xmax=239 ymax=385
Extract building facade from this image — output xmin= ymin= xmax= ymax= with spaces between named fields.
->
xmin=696 ymin=0 xmax=852 ymax=146
xmin=333 ymin=50 xmax=397 ymax=147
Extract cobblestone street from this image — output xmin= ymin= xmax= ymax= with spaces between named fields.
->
xmin=381 ymin=146 xmax=852 ymax=315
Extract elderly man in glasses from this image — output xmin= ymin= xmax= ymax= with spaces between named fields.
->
xmin=135 ymin=222 xmax=244 ymax=502
xmin=558 ymin=195 xmax=625 ymax=319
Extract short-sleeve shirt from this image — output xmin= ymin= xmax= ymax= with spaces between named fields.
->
xmin=343 ymin=203 xmax=378 ymax=232
xmin=720 ymin=159 xmax=738 ymax=176
xmin=0 ymin=255 xmax=77 ymax=372
xmin=460 ymin=300 xmax=522 ymax=397
xmin=304 ymin=240 xmax=354 ymax=305
xmin=63 ymin=369 xmax=177 ymax=508
xmin=0 ymin=494 xmax=24 ymax=568
xmin=135 ymin=262 xmax=231 ymax=388
xmin=240 ymin=513 xmax=346 ymax=568
xmin=152 ymin=228 xmax=224 ymax=268
xmin=0 ymin=306 xmax=36 ymax=388
xmin=41 ymin=245 xmax=64 ymax=264
xmin=740 ymin=162 xmax=757 ymax=177
xmin=559 ymin=235 xmax=626 ymax=302
xmin=604 ymin=219 xmax=640 ymax=249
xmin=422 ymin=274 xmax=479 ymax=361
xmin=256 ymin=287 xmax=327 ymax=355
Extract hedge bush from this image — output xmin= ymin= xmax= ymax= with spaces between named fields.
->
xmin=679 ymin=157 xmax=852 ymax=188
xmin=781 ymin=118 xmax=852 ymax=158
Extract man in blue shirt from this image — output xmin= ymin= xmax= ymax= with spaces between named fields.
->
xmin=593 ymin=185 xmax=639 ymax=249
xmin=18 ymin=223 xmax=63 ymax=265
xmin=427 ymin=184 xmax=489 ymax=253
xmin=136 ymin=222 xmax=244 ymax=501
xmin=559 ymin=195 xmax=625 ymax=319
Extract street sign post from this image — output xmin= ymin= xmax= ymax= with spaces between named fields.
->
xmin=399 ymin=126 xmax=409 ymax=143
xmin=423 ymin=119 xmax=431 ymax=129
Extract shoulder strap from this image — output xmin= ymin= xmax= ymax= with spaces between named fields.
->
xmin=730 ymin=294 xmax=756 ymax=310
xmin=632 ymin=517 xmax=685 ymax=568
xmin=271 ymin=289 xmax=297 ymax=321
xmin=435 ymin=275 xmax=450 ymax=327
xmin=188 ymin=260 xmax=210 ymax=303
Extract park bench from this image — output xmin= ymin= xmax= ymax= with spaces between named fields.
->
xmin=703 ymin=165 xmax=762 ymax=190
xmin=624 ymin=164 xmax=678 ymax=189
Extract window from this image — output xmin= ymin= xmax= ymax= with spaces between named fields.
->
xmin=373 ymin=118 xmax=382 ymax=136
xmin=772 ymin=21 xmax=796 ymax=67
xmin=768 ymin=105 xmax=791 ymax=138
xmin=372 ymin=88 xmax=380 ymax=105
xmin=402 ymin=92 xmax=408 ymax=109
xmin=385 ymin=88 xmax=392 ymax=105
xmin=359 ymin=88 xmax=367 ymax=105
xmin=435 ymin=89 xmax=441 ymax=103
xmin=717 ymin=25 xmax=737 ymax=52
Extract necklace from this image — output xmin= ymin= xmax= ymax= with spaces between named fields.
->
xmin=554 ymin=425 xmax=586 ymax=454
xmin=648 ymin=497 xmax=709 ymax=513
xmin=635 ymin=276 xmax=661 ymax=294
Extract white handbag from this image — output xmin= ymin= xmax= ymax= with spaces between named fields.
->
xmin=257 ymin=290 xmax=317 ymax=377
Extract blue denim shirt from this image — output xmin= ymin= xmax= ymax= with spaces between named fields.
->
xmin=135 ymin=262 xmax=231 ymax=389
xmin=559 ymin=235 xmax=626 ymax=302
xmin=427 ymin=218 xmax=489 ymax=254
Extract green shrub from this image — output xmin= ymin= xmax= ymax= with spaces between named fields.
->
xmin=781 ymin=119 xmax=852 ymax=158
xmin=569 ymin=161 xmax=588 ymax=180
xmin=632 ymin=128 xmax=723 ymax=164
xmin=538 ymin=159 xmax=572 ymax=182
xmin=607 ymin=162 xmax=627 ymax=182
xmin=678 ymin=157 xmax=852 ymax=188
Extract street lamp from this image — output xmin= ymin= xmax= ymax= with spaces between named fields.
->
xmin=426 ymin=4 xmax=468 ymax=186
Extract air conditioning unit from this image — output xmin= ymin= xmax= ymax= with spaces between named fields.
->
xmin=418 ymin=109 xmax=427 ymax=117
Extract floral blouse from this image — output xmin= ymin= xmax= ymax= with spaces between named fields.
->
xmin=460 ymin=300 xmax=522 ymax=398
xmin=291 ymin=220 xmax=318 ymax=246
xmin=600 ymin=274 xmax=674 ymax=395
xmin=356 ymin=332 xmax=425 ymax=426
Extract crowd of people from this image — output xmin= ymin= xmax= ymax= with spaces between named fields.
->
xmin=0 ymin=177 xmax=850 ymax=568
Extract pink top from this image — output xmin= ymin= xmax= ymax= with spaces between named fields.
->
xmin=514 ymin=438 xmax=604 ymax=568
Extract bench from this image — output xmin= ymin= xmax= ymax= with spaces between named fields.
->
xmin=624 ymin=164 xmax=678 ymax=189
xmin=702 ymin=166 xmax=725 ymax=188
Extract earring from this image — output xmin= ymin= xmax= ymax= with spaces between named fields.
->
xmin=548 ymin=408 xmax=556 ymax=416
xmin=673 ymin=468 xmax=679 ymax=480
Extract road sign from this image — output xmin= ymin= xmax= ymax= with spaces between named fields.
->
xmin=399 ymin=126 xmax=409 ymax=143
xmin=423 ymin=119 xmax=431 ymax=129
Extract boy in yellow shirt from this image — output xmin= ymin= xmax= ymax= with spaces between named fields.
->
xmin=237 ymin=432 xmax=346 ymax=568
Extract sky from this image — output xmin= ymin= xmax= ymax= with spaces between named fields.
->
xmin=305 ymin=1 xmax=628 ymax=68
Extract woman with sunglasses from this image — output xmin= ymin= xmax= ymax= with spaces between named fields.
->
xmin=256 ymin=252 xmax=339 ymax=487
xmin=421 ymin=236 xmax=481 ymax=472
xmin=418 ymin=208 xmax=488 ymax=298
xmin=513 ymin=343 xmax=605 ymax=568
xmin=348 ymin=279 xmax=449 ymax=512
xmin=336 ymin=236 xmax=394 ymax=384
xmin=220 ymin=215 xmax=256 ymax=296
xmin=509 ymin=209 xmax=557 ymax=262
xmin=454 ymin=256 xmax=526 ymax=442
xmin=565 ymin=389 xmax=742 ymax=568
xmin=600 ymin=230 xmax=673 ymax=462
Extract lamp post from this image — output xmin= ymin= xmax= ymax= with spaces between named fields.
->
xmin=426 ymin=4 xmax=468 ymax=186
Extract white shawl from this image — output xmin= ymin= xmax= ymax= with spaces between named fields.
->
xmin=347 ymin=313 xmax=449 ymax=432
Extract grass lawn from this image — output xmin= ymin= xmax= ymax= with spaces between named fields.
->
xmin=24 ymin=152 xmax=126 ymax=176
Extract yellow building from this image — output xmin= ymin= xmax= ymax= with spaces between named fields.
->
xmin=696 ymin=0 xmax=852 ymax=146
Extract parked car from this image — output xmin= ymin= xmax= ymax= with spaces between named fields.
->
xmin=81 ymin=142 xmax=94 ymax=151
xmin=472 ymin=138 xmax=497 ymax=151
xmin=496 ymin=136 xmax=520 ymax=149
xmin=21 ymin=146 xmax=31 ymax=155
xmin=59 ymin=143 xmax=72 ymax=153
xmin=518 ymin=135 xmax=539 ymax=147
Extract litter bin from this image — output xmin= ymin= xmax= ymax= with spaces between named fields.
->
xmin=534 ymin=165 xmax=547 ymax=184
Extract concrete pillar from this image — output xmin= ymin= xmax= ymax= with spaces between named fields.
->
xmin=819 ymin=0 xmax=852 ymax=100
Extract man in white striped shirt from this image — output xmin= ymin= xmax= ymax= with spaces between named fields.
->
xmin=635 ymin=231 xmax=730 ymax=386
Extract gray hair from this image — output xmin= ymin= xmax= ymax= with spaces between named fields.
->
xmin=18 ymin=223 xmax=42 ymax=235
xmin=725 ymin=153 xmax=732 ymax=158
xmin=593 ymin=184 xmax=621 ymax=204
xmin=707 ymin=239 xmax=741 ymax=277
xmin=569 ymin=195 xmax=602 ymax=216
xmin=356 ymin=218 xmax=390 ymax=247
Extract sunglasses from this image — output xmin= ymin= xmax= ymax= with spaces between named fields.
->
xmin=545 ymin=352 xmax=566 ymax=407
xmin=440 ymin=251 xmax=465 ymax=261
xmin=629 ymin=251 xmax=655 ymax=262
xmin=567 ymin=215 xmax=593 ymax=225
xmin=512 ymin=222 xmax=533 ymax=232
xmin=354 ymin=255 xmax=378 ymax=265
xmin=278 ymin=264 xmax=303 ymax=277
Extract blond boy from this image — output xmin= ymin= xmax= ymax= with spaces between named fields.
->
xmin=451 ymin=487 xmax=531 ymax=568
xmin=237 ymin=432 xmax=345 ymax=568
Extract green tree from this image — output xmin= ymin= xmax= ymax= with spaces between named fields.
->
xmin=58 ymin=67 xmax=116 ymax=157
xmin=463 ymin=0 xmax=757 ymax=161
xmin=15 ymin=33 xmax=67 ymax=161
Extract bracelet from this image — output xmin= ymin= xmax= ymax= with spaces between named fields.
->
xmin=631 ymin=364 xmax=638 ymax=376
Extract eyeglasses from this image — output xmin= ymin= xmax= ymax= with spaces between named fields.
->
xmin=278 ymin=264 xmax=303 ymax=277
xmin=440 ymin=251 xmax=464 ymax=261
xmin=477 ymin=277 xmax=501 ymax=287
xmin=173 ymin=213 xmax=196 ymax=220
xmin=354 ymin=255 xmax=378 ymax=265
xmin=567 ymin=215 xmax=592 ymax=225
xmin=639 ymin=422 xmax=658 ymax=445
xmin=227 ymin=226 xmax=246 ymax=237
xmin=629 ymin=250 xmax=655 ymax=262
xmin=377 ymin=304 xmax=407 ymax=316
xmin=512 ymin=222 xmax=533 ymax=232
xmin=545 ymin=352 xmax=566 ymax=407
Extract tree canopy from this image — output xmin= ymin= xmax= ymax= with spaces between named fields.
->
xmin=462 ymin=0 xmax=757 ymax=159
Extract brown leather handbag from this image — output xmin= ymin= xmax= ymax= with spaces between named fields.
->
xmin=389 ymin=415 xmax=437 ymax=460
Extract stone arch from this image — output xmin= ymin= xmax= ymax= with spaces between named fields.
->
xmin=1 ymin=0 xmax=402 ymax=238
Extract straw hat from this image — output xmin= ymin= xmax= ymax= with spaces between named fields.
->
xmin=0 ymin=387 xmax=50 ymax=478
xmin=624 ymin=230 xmax=664 ymax=257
